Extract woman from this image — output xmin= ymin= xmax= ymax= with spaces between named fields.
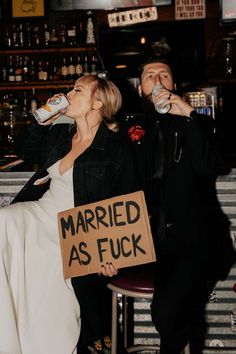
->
xmin=0 ymin=76 xmax=137 ymax=354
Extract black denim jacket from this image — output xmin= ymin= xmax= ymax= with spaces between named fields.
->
xmin=14 ymin=121 xmax=138 ymax=206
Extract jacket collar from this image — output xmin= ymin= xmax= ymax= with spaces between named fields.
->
xmin=89 ymin=120 xmax=109 ymax=151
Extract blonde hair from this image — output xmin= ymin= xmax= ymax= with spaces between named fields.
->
xmin=79 ymin=75 xmax=122 ymax=131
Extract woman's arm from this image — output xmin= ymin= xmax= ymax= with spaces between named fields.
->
xmin=15 ymin=123 xmax=51 ymax=165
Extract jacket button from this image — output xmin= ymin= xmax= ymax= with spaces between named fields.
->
xmin=166 ymin=222 xmax=172 ymax=229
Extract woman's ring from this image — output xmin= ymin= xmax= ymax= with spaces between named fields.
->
xmin=168 ymin=93 xmax=172 ymax=99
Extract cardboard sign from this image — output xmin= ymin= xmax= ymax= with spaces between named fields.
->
xmin=175 ymin=0 xmax=206 ymax=20
xmin=57 ymin=191 xmax=156 ymax=279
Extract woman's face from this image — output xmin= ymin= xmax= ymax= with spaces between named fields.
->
xmin=66 ymin=77 xmax=94 ymax=119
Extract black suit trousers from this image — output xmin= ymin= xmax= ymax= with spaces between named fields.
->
xmin=151 ymin=252 xmax=214 ymax=354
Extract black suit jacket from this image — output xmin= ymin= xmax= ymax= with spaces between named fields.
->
xmin=119 ymin=111 xmax=236 ymax=281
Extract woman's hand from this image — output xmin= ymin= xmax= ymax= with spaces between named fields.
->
xmin=98 ymin=262 xmax=118 ymax=277
xmin=39 ymin=94 xmax=68 ymax=126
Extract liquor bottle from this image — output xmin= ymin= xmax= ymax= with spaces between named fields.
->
xmin=22 ymin=57 xmax=29 ymax=82
xmin=32 ymin=26 xmax=41 ymax=47
xmin=1 ymin=65 xmax=7 ymax=82
xmin=59 ymin=23 xmax=66 ymax=45
xmin=15 ymin=56 xmax=23 ymax=82
xmin=43 ymin=23 xmax=50 ymax=46
xmin=30 ymin=88 xmax=38 ymax=116
xmin=86 ymin=11 xmax=96 ymax=44
xmin=51 ymin=59 xmax=61 ymax=81
xmin=18 ymin=24 xmax=25 ymax=47
xmin=61 ymin=57 xmax=68 ymax=81
xmin=29 ymin=60 xmax=37 ymax=81
xmin=38 ymin=60 xmax=48 ymax=81
xmin=8 ymin=56 xmax=15 ymax=82
xmin=22 ymin=91 xmax=31 ymax=123
xmin=83 ymin=56 xmax=90 ymax=76
xmin=67 ymin=25 xmax=77 ymax=46
xmin=4 ymin=32 xmax=12 ymax=48
xmin=90 ymin=55 xmax=98 ymax=75
xmin=67 ymin=56 xmax=76 ymax=81
xmin=12 ymin=24 xmax=19 ymax=48
xmin=75 ymin=55 xmax=83 ymax=78
xmin=49 ymin=28 xmax=59 ymax=46
xmin=25 ymin=23 xmax=32 ymax=47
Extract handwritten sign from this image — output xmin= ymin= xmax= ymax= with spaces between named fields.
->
xmin=175 ymin=0 xmax=206 ymax=20
xmin=57 ymin=191 xmax=156 ymax=278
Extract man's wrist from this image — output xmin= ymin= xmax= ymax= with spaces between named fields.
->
xmin=186 ymin=109 xmax=197 ymax=122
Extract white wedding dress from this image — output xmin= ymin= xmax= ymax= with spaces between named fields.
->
xmin=0 ymin=160 xmax=80 ymax=354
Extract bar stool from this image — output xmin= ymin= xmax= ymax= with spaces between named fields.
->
xmin=107 ymin=264 xmax=190 ymax=354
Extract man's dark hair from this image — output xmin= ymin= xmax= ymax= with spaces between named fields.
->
xmin=138 ymin=55 xmax=183 ymax=92
xmin=139 ymin=56 xmax=173 ymax=79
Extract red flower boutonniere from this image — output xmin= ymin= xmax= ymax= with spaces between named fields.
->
xmin=128 ymin=125 xmax=145 ymax=143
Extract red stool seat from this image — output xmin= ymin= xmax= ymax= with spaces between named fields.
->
xmin=110 ymin=264 xmax=156 ymax=294
xmin=107 ymin=263 xmax=191 ymax=354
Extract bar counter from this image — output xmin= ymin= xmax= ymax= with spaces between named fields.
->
xmin=0 ymin=168 xmax=236 ymax=353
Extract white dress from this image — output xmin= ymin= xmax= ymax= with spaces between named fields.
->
xmin=0 ymin=160 xmax=80 ymax=354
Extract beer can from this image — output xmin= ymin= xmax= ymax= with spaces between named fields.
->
xmin=32 ymin=94 xmax=69 ymax=123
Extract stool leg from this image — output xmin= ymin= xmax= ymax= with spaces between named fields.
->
xmin=123 ymin=295 xmax=128 ymax=348
xmin=111 ymin=290 xmax=118 ymax=354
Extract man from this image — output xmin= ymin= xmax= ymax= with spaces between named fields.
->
xmin=119 ymin=57 xmax=236 ymax=354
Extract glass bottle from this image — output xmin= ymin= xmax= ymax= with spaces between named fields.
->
xmin=15 ymin=56 xmax=23 ymax=82
xmin=83 ymin=55 xmax=90 ymax=76
xmin=30 ymin=88 xmax=38 ymax=116
xmin=67 ymin=56 xmax=76 ymax=80
xmin=61 ymin=57 xmax=68 ymax=81
xmin=8 ymin=56 xmax=15 ymax=82
xmin=90 ymin=55 xmax=98 ymax=76
xmin=75 ymin=55 xmax=83 ymax=78
xmin=18 ymin=23 xmax=25 ymax=47
xmin=86 ymin=11 xmax=96 ymax=44
xmin=44 ymin=23 xmax=50 ymax=47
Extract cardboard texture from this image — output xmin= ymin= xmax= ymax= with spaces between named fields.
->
xmin=57 ymin=191 xmax=156 ymax=279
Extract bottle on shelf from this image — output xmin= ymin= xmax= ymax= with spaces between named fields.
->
xmin=83 ymin=55 xmax=90 ymax=76
xmin=67 ymin=25 xmax=77 ymax=46
xmin=32 ymin=26 xmax=41 ymax=47
xmin=90 ymin=55 xmax=98 ymax=76
xmin=38 ymin=60 xmax=48 ymax=81
xmin=61 ymin=57 xmax=68 ymax=81
xmin=8 ymin=56 xmax=15 ymax=82
xmin=30 ymin=88 xmax=38 ymax=116
xmin=22 ymin=57 xmax=29 ymax=82
xmin=51 ymin=58 xmax=61 ymax=81
xmin=15 ymin=56 xmax=23 ymax=82
xmin=59 ymin=23 xmax=66 ymax=45
xmin=1 ymin=65 xmax=7 ymax=82
xmin=49 ymin=28 xmax=59 ymax=46
xmin=18 ymin=24 xmax=25 ymax=47
xmin=12 ymin=24 xmax=19 ymax=48
xmin=22 ymin=91 xmax=32 ymax=124
xmin=43 ymin=23 xmax=50 ymax=47
xmin=25 ymin=23 xmax=32 ymax=47
xmin=67 ymin=56 xmax=76 ymax=81
xmin=29 ymin=59 xmax=37 ymax=81
xmin=4 ymin=32 xmax=12 ymax=48
xmin=75 ymin=55 xmax=83 ymax=78
xmin=86 ymin=11 xmax=96 ymax=44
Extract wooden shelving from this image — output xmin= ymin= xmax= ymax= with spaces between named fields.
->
xmin=0 ymin=45 xmax=96 ymax=55
xmin=0 ymin=81 xmax=75 ymax=91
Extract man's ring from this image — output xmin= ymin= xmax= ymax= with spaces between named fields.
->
xmin=168 ymin=93 xmax=172 ymax=99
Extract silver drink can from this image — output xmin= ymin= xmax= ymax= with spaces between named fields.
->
xmin=33 ymin=94 xmax=69 ymax=123
xmin=152 ymin=84 xmax=171 ymax=114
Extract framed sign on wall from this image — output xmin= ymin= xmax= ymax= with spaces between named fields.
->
xmin=12 ymin=0 xmax=45 ymax=18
